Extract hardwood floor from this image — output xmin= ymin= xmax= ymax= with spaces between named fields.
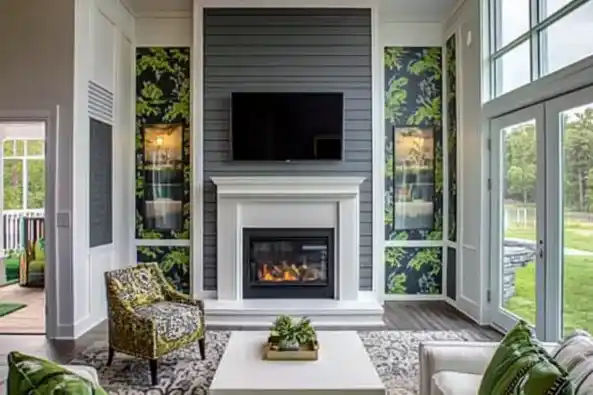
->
xmin=0 ymin=284 xmax=44 ymax=334
xmin=0 ymin=301 xmax=501 ymax=366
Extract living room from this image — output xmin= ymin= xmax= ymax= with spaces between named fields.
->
xmin=1 ymin=0 xmax=593 ymax=393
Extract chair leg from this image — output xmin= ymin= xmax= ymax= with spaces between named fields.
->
xmin=107 ymin=347 xmax=114 ymax=366
xmin=198 ymin=338 xmax=206 ymax=360
xmin=149 ymin=359 xmax=158 ymax=386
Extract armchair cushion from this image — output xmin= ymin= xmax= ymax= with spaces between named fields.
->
xmin=135 ymin=301 xmax=202 ymax=342
xmin=109 ymin=266 xmax=164 ymax=307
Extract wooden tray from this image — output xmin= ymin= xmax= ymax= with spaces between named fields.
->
xmin=263 ymin=341 xmax=319 ymax=361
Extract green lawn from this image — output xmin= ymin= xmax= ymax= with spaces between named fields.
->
xmin=504 ymin=224 xmax=593 ymax=334
xmin=504 ymin=256 xmax=593 ymax=334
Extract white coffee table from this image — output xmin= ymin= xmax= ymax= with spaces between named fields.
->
xmin=209 ymin=331 xmax=385 ymax=395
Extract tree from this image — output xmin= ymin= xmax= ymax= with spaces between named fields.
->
xmin=505 ymin=123 xmax=537 ymax=204
xmin=3 ymin=140 xmax=45 ymax=211
xmin=564 ymin=109 xmax=593 ymax=211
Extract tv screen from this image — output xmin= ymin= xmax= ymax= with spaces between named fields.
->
xmin=230 ymin=92 xmax=344 ymax=161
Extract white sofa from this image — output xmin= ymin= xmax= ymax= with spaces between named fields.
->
xmin=0 ymin=364 xmax=99 ymax=393
xmin=418 ymin=341 xmax=557 ymax=395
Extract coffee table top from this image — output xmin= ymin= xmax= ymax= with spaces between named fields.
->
xmin=209 ymin=331 xmax=385 ymax=394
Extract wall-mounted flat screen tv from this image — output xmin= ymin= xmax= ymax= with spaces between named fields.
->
xmin=230 ymin=92 xmax=344 ymax=161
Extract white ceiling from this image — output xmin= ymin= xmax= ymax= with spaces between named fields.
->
xmin=122 ymin=0 xmax=457 ymax=21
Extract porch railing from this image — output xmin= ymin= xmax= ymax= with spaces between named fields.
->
xmin=3 ymin=209 xmax=44 ymax=252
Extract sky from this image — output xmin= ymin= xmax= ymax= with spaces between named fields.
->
xmin=498 ymin=0 xmax=593 ymax=95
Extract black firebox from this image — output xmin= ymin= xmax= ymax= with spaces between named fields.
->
xmin=242 ymin=228 xmax=335 ymax=299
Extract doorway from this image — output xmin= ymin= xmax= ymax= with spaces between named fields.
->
xmin=0 ymin=122 xmax=46 ymax=334
xmin=489 ymin=85 xmax=593 ymax=341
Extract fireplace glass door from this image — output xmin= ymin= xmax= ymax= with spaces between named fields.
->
xmin=243 ymin=228 xmax=334 ymax=299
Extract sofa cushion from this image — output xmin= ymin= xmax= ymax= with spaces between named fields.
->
xmin=478 ymin=320 xmax=572 ymax=395
xmin=6 ymin=352 xmax=106 ymax=395
xmin=135 ymin=301 xmax=202 ymax=342
xmin=552 ymin=331 xmax=593 ymax=394
xmin=431 ymin=371 xmax=482 ymax=395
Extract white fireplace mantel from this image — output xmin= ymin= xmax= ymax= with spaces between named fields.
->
xmin=206 ymin=176 xmax=384 ymax=328
xmin=211 ymin=176 xmax=365 ymax=302
xmin=211 ymin=176 xmax=365 ymax=197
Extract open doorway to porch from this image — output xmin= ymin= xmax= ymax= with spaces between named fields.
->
xmin=0 ymin=122 xmax=45 ymax=334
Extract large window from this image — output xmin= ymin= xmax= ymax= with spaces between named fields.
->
xmin=3 ymin=139 xmax=45 ymax=211
xmin=489 ymin=0 xmax=593 ymax=97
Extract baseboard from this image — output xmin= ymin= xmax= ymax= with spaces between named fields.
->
xmin=382 ymin=294 xmax=444 ymax=301
xmin=52 ymin=313 xmax=105 ymax=340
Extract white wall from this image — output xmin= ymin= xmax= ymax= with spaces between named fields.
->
xmin=0 ymin=0 xmax=75 ymax=339
xmin=135 ymin=16 xmax=192 ymax=46
xmin=72 ymin=0 xmax=135 ymax=338
xmin=444 ymin=0 xmax=487 ymax=323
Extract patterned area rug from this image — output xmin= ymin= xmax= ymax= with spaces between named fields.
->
xmin=71 ymin=330 xmax=488 ymax=395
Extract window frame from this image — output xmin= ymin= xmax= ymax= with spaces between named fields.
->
xmin=488 ymin=0 xmax=592 ymax=98
xmin=2 ymin=138 xmax=45 ymax=211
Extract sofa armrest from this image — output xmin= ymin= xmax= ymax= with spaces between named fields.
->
xmin=419 ymin=341 xmax=498 ymax=395
xmin=418 ymin=341 xmax=558 ymax=395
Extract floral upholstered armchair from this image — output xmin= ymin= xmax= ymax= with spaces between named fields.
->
xmin=104 ymin=263 xmax=205 ymax=385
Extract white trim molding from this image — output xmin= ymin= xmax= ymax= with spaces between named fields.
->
xmin=191 ymin=1 xmax=205 ymax=298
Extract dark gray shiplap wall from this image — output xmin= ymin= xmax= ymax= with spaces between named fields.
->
xmin=203 ymin=8 xmax=372 ymax=291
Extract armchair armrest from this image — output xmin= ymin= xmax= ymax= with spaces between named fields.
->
xmin=155 ymin=269 xmax=204 ymax=311
xmin=418 ymin=341 xmax=558 ymax=395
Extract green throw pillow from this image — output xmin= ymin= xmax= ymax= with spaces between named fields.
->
xmin=7 ymin=351 xmax=107 ymax=395
xmin=478 ymin=320 xmax=573 ymax=395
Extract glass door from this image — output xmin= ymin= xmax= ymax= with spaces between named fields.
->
xmin=545 ymin=86 xmax=593 ymax=341
xmin=490 ymin=104 xmax=546 ymax=336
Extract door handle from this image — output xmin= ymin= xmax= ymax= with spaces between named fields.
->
xmin=538 ymin=240 xmax=544 ymax=259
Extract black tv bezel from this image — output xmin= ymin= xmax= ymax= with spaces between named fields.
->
xmin=229 ymin=92 xmax=345 ymax=162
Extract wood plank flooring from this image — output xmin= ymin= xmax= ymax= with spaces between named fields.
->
xmin=0 ymin=284 xmax=44 ymax=334
xmin=0 ymin=301 xmax=501 ymax=366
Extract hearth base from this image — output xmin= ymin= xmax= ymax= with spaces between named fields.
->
xmin=203 ymin=291 xmax=385 ymax=328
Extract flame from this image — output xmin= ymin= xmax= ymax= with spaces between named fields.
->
xmin=260 ymin=263 xmax=300 ymax=282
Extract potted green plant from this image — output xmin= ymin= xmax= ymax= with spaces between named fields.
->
xmin=270 ymin=315 xmax=317 ymax=351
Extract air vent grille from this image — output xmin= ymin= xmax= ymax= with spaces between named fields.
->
xmin=88 ymin=81 xmax=114 ymax=124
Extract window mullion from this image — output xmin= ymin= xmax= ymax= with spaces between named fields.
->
xmin=530 ymin=0 xmax=540 ymax=80
xmin=23 ymin=158 xmax=28 ymax=211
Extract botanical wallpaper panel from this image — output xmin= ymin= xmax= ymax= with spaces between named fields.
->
xmin=137 ymin=246 xmax=190 ymax=294
xmin=384 ymin=47 xmax=443 ymax=242
xmin=385 ymin=247 xmax=442 ymax=294
xmin=446 ymin=35 xmax=458 ymax=242
xmin=135 ymin=47 xmax=191 ymax=240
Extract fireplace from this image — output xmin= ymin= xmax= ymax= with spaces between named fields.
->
xmin=243 ymin=228 xmax=335 ymax=299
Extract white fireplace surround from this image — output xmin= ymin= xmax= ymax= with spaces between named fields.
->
xmin=205 ymin=176 xmax=384 ymax=328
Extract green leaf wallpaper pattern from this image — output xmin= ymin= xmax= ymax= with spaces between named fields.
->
xmin=385 ymin=246 xmax=442 ymax=294
xmin=384 ymin=46 xmax=443 ymax=295
xmin=135 ymin=47 xmax=191 ymax=241
xmin=137 ymin=246 xmax=190 ymax=294
xmin=446 ymin=35 xmax=458 ymax=242
xmin=384 ymin=46 xmax=443 ymax=242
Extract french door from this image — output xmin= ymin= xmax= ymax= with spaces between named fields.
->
xmin=490 ymin=85 xmax=593 ymax=341
xmin=490 ymin=104 xmax=547 ymax=338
